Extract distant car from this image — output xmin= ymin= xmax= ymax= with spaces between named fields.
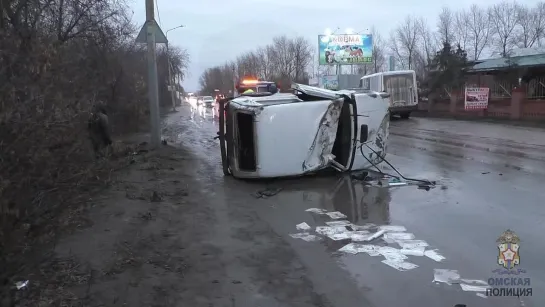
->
xmin=202 ymin=96 xmax=215 ymax=107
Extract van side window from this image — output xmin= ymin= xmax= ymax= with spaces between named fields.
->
xmin=360 ymin=78 xmax=370 ymax=90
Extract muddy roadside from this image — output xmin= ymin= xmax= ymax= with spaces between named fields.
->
xmin=8 ymin=127 xmax=328 ymax=306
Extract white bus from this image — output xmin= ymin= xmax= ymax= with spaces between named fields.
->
xmin=360 ymin=70 xmax=418 ymax=119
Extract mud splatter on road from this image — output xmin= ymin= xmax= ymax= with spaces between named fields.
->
xmin=11 ymin=104 xmax=545 ymax=307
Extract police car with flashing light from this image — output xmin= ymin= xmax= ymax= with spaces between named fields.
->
xmin=214 ymin=78 xmax=279 ymax=118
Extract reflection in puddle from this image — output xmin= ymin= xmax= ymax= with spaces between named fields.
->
xmin=288 ymin=174 xmax=449 ymax=274
xmin=326 ymin=174 xmax=392 ymax=225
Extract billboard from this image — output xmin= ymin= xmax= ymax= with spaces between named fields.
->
xmin=318 ymin=34 xmax=373 ymax=65
xmin=319 ymin=75 xmax=339 ymax=90
xmin=464 ymin=87 xmax=490 ymax=110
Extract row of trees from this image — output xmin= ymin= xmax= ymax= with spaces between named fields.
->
xmin=0 ymin=0 xmax=189 ymax=291
xmin=326 ymin=1 xmax=545 ymax=77
xmin=199 ymin=35 xmax=313 ymax=94
xmin=201 ymin=1 xmax=544 ymax=92
xmin=388 ymin=1 xmax=545 ymax=79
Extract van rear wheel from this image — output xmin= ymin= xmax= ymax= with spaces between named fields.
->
xmin=400 ymin=112 xmax=411 ymax=119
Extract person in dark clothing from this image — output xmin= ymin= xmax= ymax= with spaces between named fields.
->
xmin=88 ymin=104 xmax=112 ymax=158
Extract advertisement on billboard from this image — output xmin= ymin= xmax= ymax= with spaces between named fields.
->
xmin=318 ymin=34 xmax=373 ymax=65
xmin=319 ymin=75 xmax=339 ymax=90
xmin=464 ymin=87 xmax=490 ymax=110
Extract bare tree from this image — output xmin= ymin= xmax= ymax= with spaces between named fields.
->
xmin=513 ymin=3 xmax=545 ymax=48
xmin=290 ymin=36 xmax=313 ymax=82
xmin=255 ymin=45 xmax=276 ymax=80
xmin=417 ymin=17 xmax=438 ymax=65
xmin=270 ymin=35 xmax=295 ymax=79
xmin=467 ymin=4 xmax=492 ymax=60
xmin=371 ymin=27 xmax=387 ymax=73
xmin=489 ymin=1 xmax=520 ymax=56
xmin=454 ymin=9 xmax=471 ymax=52
xmin=199 ymin=35 xmax=313 ymax=93
xmin=236 ymin=51 xmax=261 ymax=79
xmin=437 ymin=7 xmax=456 ymax=44
xmin=390 ymin=15 xmax=420 ymax=69
xmin=357 ymin=28 xmax=386 ymax=75
xmin=414 ymin=17 xmax=438 ymax=81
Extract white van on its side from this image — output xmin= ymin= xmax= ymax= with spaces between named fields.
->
xmin=360 ymin=70 xmax=418 ymax=119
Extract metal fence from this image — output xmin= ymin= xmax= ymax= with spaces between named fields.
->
xmin=488 ymin=79 xmax=513 ymax=99
xmin=527 ymin=76 xmax=545 ymax=99
xmin=424 ymin=74 xmax=545 ymax=101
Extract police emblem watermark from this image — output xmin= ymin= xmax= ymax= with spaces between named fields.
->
xmin=486 ymin=229 xmax=532 ymax=297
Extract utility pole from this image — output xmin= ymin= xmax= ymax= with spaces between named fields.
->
xmin=145 ymin=0 xmax=160 ymax=148
xmin=136 ymin=0 xmax=167 ymax=148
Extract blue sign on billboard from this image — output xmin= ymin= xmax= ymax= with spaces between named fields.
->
xmin=318 ymin=34 xmax=373 ymax=65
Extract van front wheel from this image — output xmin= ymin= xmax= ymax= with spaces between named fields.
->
xmin=400 ymin=112 xmax=411 ymax=119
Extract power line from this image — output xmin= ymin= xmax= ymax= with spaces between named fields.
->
xmin=155 ymin=0 xmax=162 ymax=26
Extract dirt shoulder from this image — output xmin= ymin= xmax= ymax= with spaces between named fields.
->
xmin=11 ymin=131 xmax=327 ymax=306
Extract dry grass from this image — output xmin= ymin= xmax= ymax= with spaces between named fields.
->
xmin=0 ymin=0 xmax=189 ymax=301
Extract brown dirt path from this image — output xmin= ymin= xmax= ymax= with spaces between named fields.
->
xmin=11 ymin=132 xmax=328 ymax=307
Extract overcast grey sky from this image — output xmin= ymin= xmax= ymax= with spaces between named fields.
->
xmin=130 ymin=0 xmax=531 ymax=92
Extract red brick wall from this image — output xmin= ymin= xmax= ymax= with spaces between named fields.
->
xmin=419 ymin=91 xmax=545 ymax=121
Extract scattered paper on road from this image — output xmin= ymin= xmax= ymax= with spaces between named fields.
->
xmin=15 ymin=280 xmax=28 ymax=290
xmin=350 ymin=231 xmax=372 ymax=242
xmin=379 ymin=225 xmax=407 ymax=232
xmin=289 ymin=233 xmax=321 ymax=242
xmin=325 ymin=211 xmax=347 ymax=219
xmin=298 ymin=209 xmax=449 ymax=274
xmin=296 ymin=222 xmax=311 ymax=230
xmin=433 ymin=269 xmax=460 ymax=285
xmin=378 ymin=246 xmax=408 ymax=262
xmin=365 ymin=229 xmax=386 ymax=242
xmin=425 ymin=249 xmax=445 ymax=262
xmin=338 ymin=243 xmax=381 ymax=256
xmin=327 ymin=232 xmax=352 ymax=241
xmin=397 ymin=239 xmax=429 ymax=249
xmin=325 ymin=220 xmax=351 ymax=227
xmin=461 ymin=279 xmax=489 ymax=285
xmin=351 ymin=223 xmax=376 ymax=230
xmin=460 ymin=283 xmax=490 ymax=292
xmin=381 ymin=260 xmax=418 ymax=271
xmin=315 ymin=226 xmax=347 ymax=236
xmin=305 ymin=208 xmax=327 ymax=214
xmin=400 ymin=246 xmax=426 ymax=256
xmin=384 ymin=232 xmax=415 ymax=240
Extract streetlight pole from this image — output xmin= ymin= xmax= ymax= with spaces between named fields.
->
xmin=166 ymin=25 xmax=184 ymax=111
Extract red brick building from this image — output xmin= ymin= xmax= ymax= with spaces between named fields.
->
xmin=419 ymin=52 xmax=545 ymax=121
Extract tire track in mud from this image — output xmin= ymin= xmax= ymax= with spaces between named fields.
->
xmin=390 ymin=130 xmax=545 ymax=162
xmin=159 ymin=106 xmax=335 ymax=307
xmin=389 ymin=120 xmax=545 ymax=175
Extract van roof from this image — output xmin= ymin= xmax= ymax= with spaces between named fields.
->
xmin=361 ymin=70 xmax=416 ymax=79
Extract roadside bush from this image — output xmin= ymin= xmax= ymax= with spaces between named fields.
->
xmin=0 ymin=0 xmax=189 ymax=296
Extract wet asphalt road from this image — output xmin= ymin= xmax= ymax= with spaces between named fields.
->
xmin=166 ymin=101 xmax=545 ymax=307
